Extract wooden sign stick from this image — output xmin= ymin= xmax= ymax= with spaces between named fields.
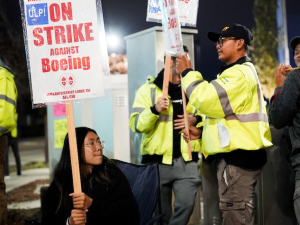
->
xmin=66 ymin=100 xmax=82 ymax=193
xmin=180 ymin=75 xmax=192 ymax=159
xmin=162 ymin=55 xmax=172 ymax=97
xmin=286 ymin=67 xmax=299 ymax=72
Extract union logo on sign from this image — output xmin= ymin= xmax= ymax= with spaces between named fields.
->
xmin=59 ymin=74 xmax=76 ymax=89
xmin=69 ymin=76 xmax=73 ymax=85
xmin=61 ymin=77 xmax=66 ymax=86
xmin=26 ymin=3 xmax=48 ymax=26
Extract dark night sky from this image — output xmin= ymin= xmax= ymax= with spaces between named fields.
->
xmin=101 ymin=0 xmax=255 ymax=80
xmin=3 ymin=0 xmax=300 ymax=80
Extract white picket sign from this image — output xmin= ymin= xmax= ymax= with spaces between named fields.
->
xmin=147 ymin=0 xmax=199 ymax=27
xmin=159 ymin=0 xmax=184 ymax=56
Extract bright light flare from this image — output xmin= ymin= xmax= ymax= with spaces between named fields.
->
xmin=106 ymin=35 xmax=120 ymax=48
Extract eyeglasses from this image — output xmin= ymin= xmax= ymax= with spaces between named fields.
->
xmin=215 ymin=37 xmax=238 ymax=47
xmin=85 ymin=140 xmax=105 ymax=150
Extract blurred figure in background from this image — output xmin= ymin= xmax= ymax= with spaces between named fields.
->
xmin=5 ymin=113 xmax=21 ymax=178
xmin=109 ymin=53 xmax=128 ymax=75
xmin=0 ymin=58 xmax=18 ymax=225
xmin=269 ymin=36 xmax=300 ymax=223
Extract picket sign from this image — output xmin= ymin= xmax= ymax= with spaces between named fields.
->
xmin=159 ymin=0 xmax=192 ymax=159
xmin=66 ymin=101 xmax=82 ymax=193
xmin=162 ymin=56 xmax=171 ymax=97
xmin=147 ymin=0 xmax=199 ymax=27
xmin=19 ymin=0 xmax=109 ymax=195
xmin=21 ymin=0 xmax=106 ymax=105
xmin=181 ymin=75 xmax=192 ymax=159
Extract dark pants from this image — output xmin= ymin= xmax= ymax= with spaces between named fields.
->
xmin=217 ymin=159 xmax=261 ymax=225
xmin=5 ymin=137 xmax=21 ymax=176
xmin=0 ymin=135 xmax=8 ymax=225
xmin=159 ymin=157 xmax=201 ymax=225
xmin=291 ymin=154 xmax=300 ymax=225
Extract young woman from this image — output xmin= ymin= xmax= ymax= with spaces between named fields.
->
xmin=41 ymin=127 xmax=138 ymax=225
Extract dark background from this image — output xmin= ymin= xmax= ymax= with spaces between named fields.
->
xmin=0 ymin=0 xmax=299 ymax=137
xmin=102 ymin=0 xmax=256 ymax=78
xmin=2 ymin=0 xmax=257 ymax=80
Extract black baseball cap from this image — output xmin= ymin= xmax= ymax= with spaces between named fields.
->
xmin=290 ymin=36 xmax=300 ymax=51
xmin=207 ymin=23 xmax=253 ymax=46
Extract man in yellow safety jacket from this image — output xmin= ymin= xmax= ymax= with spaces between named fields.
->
xmin=176 ymin=24 xmax=272 ymax=225
xmin=0 ymin=59 xmax=17 ymax=225
xmin=129 ymin=46 xmax=202 ymax=225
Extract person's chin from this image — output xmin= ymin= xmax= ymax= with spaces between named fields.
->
xmin=95 ymin=156 xmax=103 ymax=164
xmin=218 ymin=56 xmax=225 ymax=63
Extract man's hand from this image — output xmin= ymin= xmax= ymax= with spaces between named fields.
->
xmin=70 ymin=192 xmax=93 ymax=210
xmin=174 ymin=115 xmax=197 ymax=130
xmin=176 ymin=53 xmax=191 ymax=74
xmin=69 ymin=209 xmax=87 ymax=225
xmin=275 ymin=64 xmax=291 ymax=87
xmin=155 ymin=96 xmax=169 ymax=113
xmin=180 ymin=126 xmax=202 ymax=141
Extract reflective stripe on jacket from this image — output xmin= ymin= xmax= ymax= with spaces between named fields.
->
xmin=129 ymin=77 xmax=202 ymax=165
xmin=181 ymin=62 xmax=272 ymax=157
xmin=0 ymin=67 xmax=17 ymax=136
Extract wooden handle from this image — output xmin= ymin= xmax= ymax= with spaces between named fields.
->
xmin=163 ymin=55 xmax=171 ymax=97
xmin=66 ymin=100 xmax=82 ymax=193
xmin=180 ymin=81 xmax=192 ymax=160
xmin=285 ymin=67 xmax=298 ymax=72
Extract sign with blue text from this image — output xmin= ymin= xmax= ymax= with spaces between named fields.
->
xmin=20 ymin=0 xmax=108 ymax=105
xmin=147 ymin=0 xmax=199 ymax=27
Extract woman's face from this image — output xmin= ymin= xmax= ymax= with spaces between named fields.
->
xmin=81 ymin=131 xmax=103 ymax=166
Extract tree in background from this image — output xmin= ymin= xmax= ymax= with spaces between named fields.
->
xmin=251 ymin=0 xmax=278 ymax=100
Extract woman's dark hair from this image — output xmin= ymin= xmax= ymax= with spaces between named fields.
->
xmin=53 ymin=127 xmax=119 ymax=214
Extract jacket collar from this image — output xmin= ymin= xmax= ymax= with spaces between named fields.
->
xmin=153 ymin=68 xmax=164 ymax=90
xmin=220 ymin=56 xmax=251 ymax=73
xmin=0 ymin=59 xmax=15 ymax=75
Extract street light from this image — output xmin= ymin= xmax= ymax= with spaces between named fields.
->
xmin=106 ymin=35 xmax=120 ymax=49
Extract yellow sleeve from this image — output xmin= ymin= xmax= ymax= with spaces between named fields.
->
xmin=129 ymin=84 xmax=159 ymax=133
xmin=0 ymin=69 xmax=17 ymax=135
xmin=182 ymin=68 xmax=248 ymax=118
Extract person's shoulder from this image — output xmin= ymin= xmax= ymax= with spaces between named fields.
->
xmin=226 ymin=62 xmax=256 ymax=78
xmin=145 ymin=76 xmax=156 ymax=86
xmin=43 ymin=181 xmax=60 ymax=200
xmin=285 ymin=68 xmax=300 ymax=83
xmin=0 ymin=67 xmax=7 ymax=76
xmin=136 ymin=77 xmax=156 ymax=91
xmin=220 ymin=64 xmax=246 ymax=79
xmin=0 ymin=67 xmax=14 ymax=79
xmin=104 ymin=159 xmax=123 ymax=175
xmin=47 ymin=181 xmax=59 ymax=191
xmin=288 ymin=68 xmax=300 ymax=76
xmin=101 ymin=161 xmax=129 ymax=187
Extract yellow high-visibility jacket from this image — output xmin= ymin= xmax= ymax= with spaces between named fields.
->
xmin=0 ymin=66 xmax=17 ymax=136
xmin=129 ymin=77 xmax=203 ymax=165
xmin=11 ymin=113 xmax=18 ymax=138
xmin=181 ymin=61 xmax=272 ymax=158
